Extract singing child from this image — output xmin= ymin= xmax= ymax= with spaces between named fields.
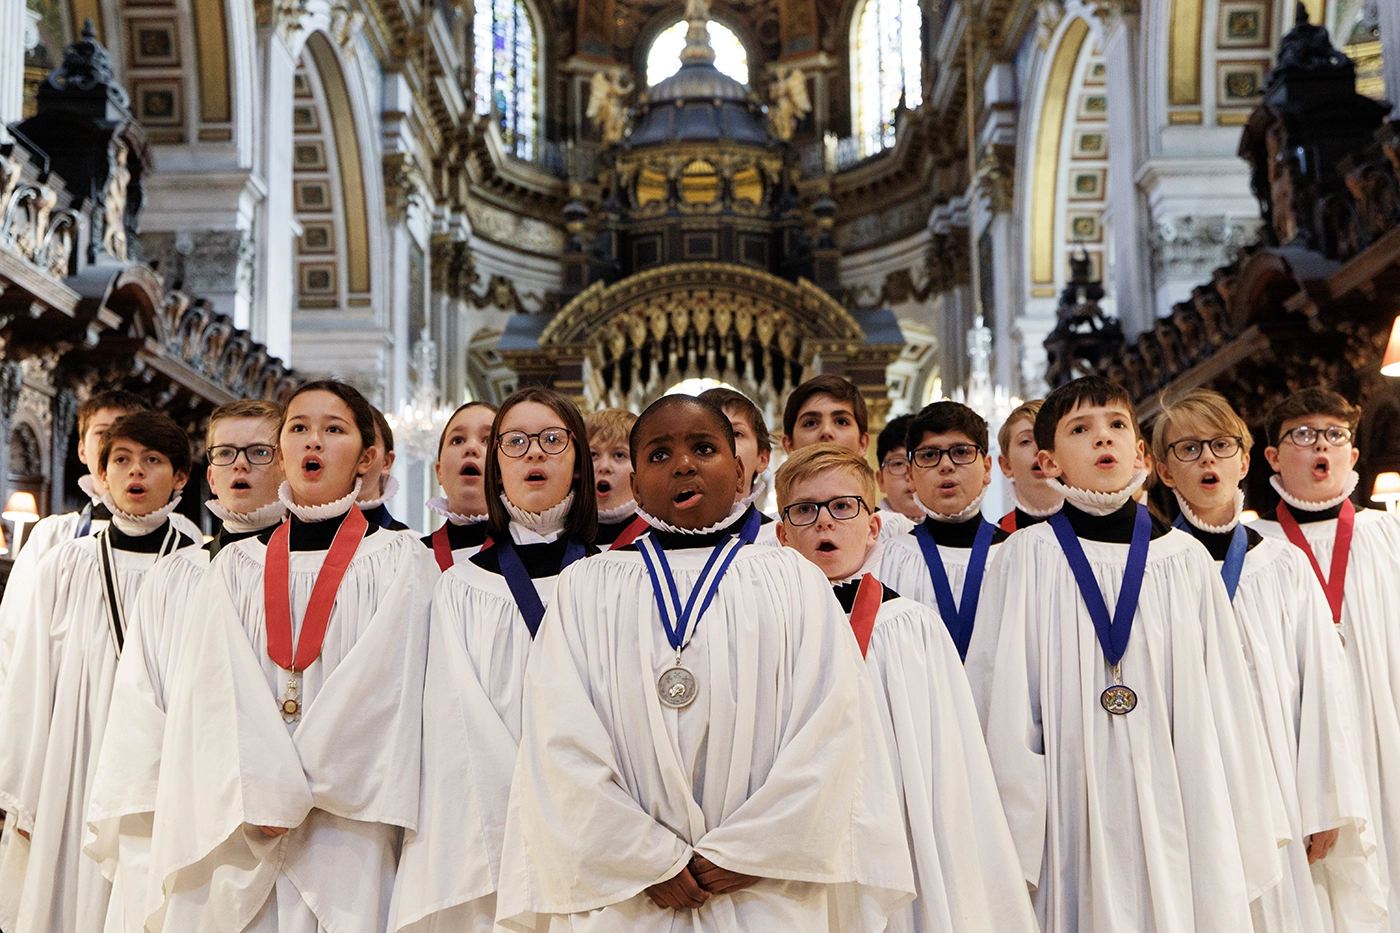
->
xmin=424 ymin=401 xmax=497 ymax=570
xmin=588 ymin=407 xmax=646 ymax=547
xmin=775 ymin=443 xmax=1038 ymax=933
xmin=358 ymin=406 xmax=409 ymax=530
xmin=86 ymin=399 xmax=288 ymax=933
xmin=0 ymin=411 xmax=196 ymax=933
xmin=146 ymin=380 xmax=436 ymax=933
xmin=1155 ymin=389 xmax=1381 ymax=933
xmin=392 ymin=387 xmax=599 ymax=932
xmin=1250 ymin=387 xmax=1400 ymax=925
xmin=964 ymin=375 xmax=1287 ymax=933
xmin=995 ymin=400 xmax=1063 ymax=532
xmin=880 ymin=402 xmax=1007 ymax=660
xmin=696 ymin=387 xmax=780 ymax=542
xmin=875 ymin=414 xmax=923 ymax=522
xmin=495 ymin=394 xmax=913 ymax=931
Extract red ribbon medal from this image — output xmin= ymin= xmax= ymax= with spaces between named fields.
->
xmin=263 ymin=506 xmax=369 ymax=720
xmin=609 ymin=514 xmax=651 ymax=551
xmin=848 ymin=573 xmax=884 ymax=657
xmin=1276 ymin=498 xmax=1354 ymax=626
xmin=431 ymin=524 xmax=454 ymax=572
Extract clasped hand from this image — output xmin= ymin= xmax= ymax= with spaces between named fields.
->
xmin=644 ymin=855 xmax=759 ymax=910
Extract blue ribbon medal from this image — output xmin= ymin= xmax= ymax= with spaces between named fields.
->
xmin=1172 ymin=514 xmax=1248 ymax=601
xmin=1049 ymin=503 xmax=1152 ymax=715
xmin=913 ymin=519 xmax=996 ymax=660
xmin=637 ymin=508 xmax=761 ymax=709
xmin=496 ymin=537 xmax=587 ymax=638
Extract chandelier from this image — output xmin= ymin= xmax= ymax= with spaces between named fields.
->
xmin=386 ymin=335 xmax=454 ymax=463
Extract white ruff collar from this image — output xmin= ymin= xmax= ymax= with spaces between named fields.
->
xmin=504 ymin=492 xmax=573 ymax=544
xmin=1173 ymin=488 xmax=1244 ymax=533
xmin=634 ymin=482 xmax=763 ymax=537
xmin=102 ymin=493 xmax=183 ymax=536
xmin=356 ymin=475 xmax=400 ymax=511
xmin=597 ymin=499 xmax=639 ymax=524
xmin=427 ymin=496 xmax=487 ymax=526
xmin=279 ymin=479 xmax=363 ymax=522
xmin=78 ymin=474 xmax=103 ymax=505
xmin=1269 ymin=470 xmax=1359 ymax=511
xmin=1012 ymin=481 xmax=1065 ymax=518
xmin=913 ymin=485 xmax=988 ymax=523
xmin=1057 ymin=467 xmax=1149 ymax=517
xmin=206 ymin=498 xmax=287 ymax=534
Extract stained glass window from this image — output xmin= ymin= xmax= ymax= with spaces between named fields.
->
xmin=853 ymin=0 xmax=922 ymax=156
xmin=474 ymin=0 xmax=539 ymax=159
xmin=646 ymin=20 xmax=749 ymax=87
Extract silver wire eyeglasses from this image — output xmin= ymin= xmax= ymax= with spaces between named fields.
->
xmin=206 ymin=444 xmax=276 ymax=466
xmin=910 ymin=444 xmax=983 ymax=469
xmin=781 ymin=495 xmax=870 ymax=526
xmin=498 ymin=427 xmax=572 ymax=458
xmin=880 ymin=456 xmax=910 ymax=476
xmin=1166 ymin=435 xmax=1243 ymax=462
xmin=1280 ymin=425 xmax=1352 ymax=447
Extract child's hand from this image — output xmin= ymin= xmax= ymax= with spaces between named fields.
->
xmin=645 ymin=865 xmax=710 ymax=909
xmin=1306 ymin=828 xmax=1340 ymax=863
xmin=690 ymin=855 xmax=759 ymax=894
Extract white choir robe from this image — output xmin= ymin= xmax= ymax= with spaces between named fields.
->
xmin=1227 ymin=537 xmax=1384 ymax=933
xmin=877 ymin=510 xmax=915 ymax=540
xmin=389 ymin=557 xmax=564 ymax=933
xmin=495 ymin=544 xmax=915 ymax=932
xmin=860 ymin=589 xmax=1039 ymax=933
xmin=85 ymin=544 xmax=212 ymax=933
xmin=1253 ymin=509 xmax=1400 ymax=928
xmin=878 ymin=529 xmax=1001 ymax=672
xmin=0 ymin=530 xmax=195 ymax=933
xmin=146 ymin=527 xmax=436 ymax=933
xmin=963 ymin=524 xmax=1290 ymax=933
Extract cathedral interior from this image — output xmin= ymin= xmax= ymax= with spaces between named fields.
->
xmin=0 ymin=0 xmax=1396 ymax=536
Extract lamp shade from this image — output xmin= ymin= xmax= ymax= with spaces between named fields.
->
xmin=3 ymin=491 xmax=39 ymax=522
xmin=1372 ymin=471 xmax=1400 ymax=502
xmin=1239 ymin=509 xmax=1261 ymax=523
xmin=1383 ymin=316 xmax=1400 ymax=377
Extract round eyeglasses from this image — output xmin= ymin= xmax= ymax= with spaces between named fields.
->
xmin=910 ymin=443 xmax=983 ymax=469
xmin=1166 ymin=435 xmax=1243 ymax=463
xmin=782 ymin=495 xmax=869 ymax=527
xmin=207 ymin=444 xmax=276 ymax=466
xmin=498 ymin=427 xmax=572 ymax=458
xmin=1280 ymin=425 xmax=1352 ymax=448
xmin=880 ymin=456 xmax=910 ymax=476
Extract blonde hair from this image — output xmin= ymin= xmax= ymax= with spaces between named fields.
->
xmin=585 ymin=408 xmax=638 ymax=453
xmin=774 ymin=443 xmax=879 ymax=513
xmin=206 ymin=399 xmax=281 ymax=448
xmin=1151 ymin=388 xmax=1254 ymax=463
xmin=996 ymin=399 xmax=1043 ymax=453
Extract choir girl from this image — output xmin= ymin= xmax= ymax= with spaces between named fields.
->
xmin=423 ymin=401 xmax=496 ymax=569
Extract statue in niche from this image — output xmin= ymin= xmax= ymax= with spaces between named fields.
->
xmin=767 ymin=67 xmax=811 ymax=141
xmin=103 ymin=143 xmax=130 ymax=262
xmin=587 ymin=70 xmax=635 ymax=145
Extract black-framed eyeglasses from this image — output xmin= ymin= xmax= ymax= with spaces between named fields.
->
xmin=910 ymin=444 xmax=983 ymax=469
xmin=498 ymin=427 xmax=572 ymax=458
xmin=880 ymin=456 xmax=910 ymax=476
xmin=206 ymin=444 xmax=276 ymax=466
xmin=781 ymin=495 xmax=869 ymax=527
xmin=1281 ymin=424 xmax=1352 ymax=448
xmin=1167 ymin=435 xmax=1243 ymax=463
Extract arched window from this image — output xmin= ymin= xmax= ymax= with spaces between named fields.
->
xmin=852 ymin=0 xmax=922 ymax=156
xmin=645 ymin=20 xmax=749 ymax=86
xmin=474 ymin=0 xmax=539 ymax=158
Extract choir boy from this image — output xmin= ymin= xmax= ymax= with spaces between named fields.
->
xmin=964 ymin=375 xmax=1288 ymax=933
xmin=995 ymin=399 xmax=1063 ymax=531
xmin=0 ymin=412 xmax=197 ymax=933
xmin=775 ymin=443 xmax=1038 ymax=933
xmin=880 ymin=402 xmax=1007 ymax=659
xmin=495 ymin=394 xmax=914 ymax=931
xmin=1155 ymin=388 xmax=1381 ymax=933
xmin=359 ymin=406 xmax=410 ymax=530
xmin=696 ymin=386 xmax=780 ymax=543
xmin=423 ymin=401 xmax=496 ymax=569
xmin=145 ymin=381 xmax=437 ymax=932
xmin=86 ymin=399 xmax=288 ymax=933
xmin=587 ymin=407 xmax=645 ymax=546
xmin=875 ymin=414 xmax=923 ymax=522
xmin=1250 ymin=386 xmax=1400 ymax=925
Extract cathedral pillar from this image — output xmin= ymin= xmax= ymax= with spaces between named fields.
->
xmin=1381 ymin=0 xmax=1400 ymax=117
xmin=0 ymin=2 xmax=26 ymax=135
xmin=1099 ymin=2 xmax=1154 ymax=336
xmin=251 ymin=18 xmax=298 ymax=362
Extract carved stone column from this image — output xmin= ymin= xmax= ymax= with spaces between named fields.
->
xmin=49 ymin=387 xmax=77 ymax=514
xmin=0 ymin=1 xmax=25 ymax=136
xmin=0 ymin=361 xmax=22 ymax=508
xmin=252 ymin=7 xmax=300 ymax=360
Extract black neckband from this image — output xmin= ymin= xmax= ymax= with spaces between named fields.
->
xmin=470 ymin=534 xmax=599 ymax=577
xmin=917 ymin=514 xmax=1011 ymax=547
xmin=108 ymin=521 xmax=178 ymax=553
xmin=1060 ymin=501 xmax=1170 ymax=543
xmin=256 ymin=510 xmax=378 ymax=550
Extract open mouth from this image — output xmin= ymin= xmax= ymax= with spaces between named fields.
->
xmin=459 ymin=463 xmax=481 ymax=478
xmin=126 ymin=483 xmax=147 ymax=496
xmin=673 ymin=488 xmax=699 ymax=506
xmin=1312 ymin=458 xmax=1330 ymax=478
xmin=302 ymin=456 xmax=323 ymax=477
xmin=1199 ymin=471 xmax=1219 ymax=489
xmin=597 ymin=480 xmax=612 ymax=495
xmin=939 ymin=481 xmax=958 ymax=491
xmin=1096 ymin=454 xmax=1117 ymax=468
xmin=817 ymin=540 xmax=837 ymax=552
xmin=231 ymin=479 xmax=251 ymax=490
xmin=525 ymin=469 xmax=547 ymax=484
xmin=1030 ymin=464 xmax=1044 ymax=477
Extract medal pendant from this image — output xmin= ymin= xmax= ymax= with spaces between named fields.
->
xmin=280 ymin=676 xmax=302 ymax=722
xmin=658 ymin=666 xmax=698 ymax=709
xmin=1101 ymin=683 xmax=1137 ymax=715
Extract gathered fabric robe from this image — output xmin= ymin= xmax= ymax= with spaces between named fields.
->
xmin=145 ymin=522 xmax=436 ymax=933
xmin=857 ymin=587 xmax=1039 ymax=933
xmin=0 ymin=527 xmax=194 ymax=933
xmin=1253 ymin=508 xmax=1400 ymax=928
xmin=879 ymin=522 xmax=1002 ymax=668
xmin=963 ymin=520 xmax=1289 ymax=933
xmin=496 ymin=543 xmax=915 ymax=932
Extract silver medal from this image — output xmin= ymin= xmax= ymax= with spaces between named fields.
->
xmin=1101 ymin=665 xmax=1136 ymax=715
xmin=658 ymin=666 xmax=698 ymax=709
